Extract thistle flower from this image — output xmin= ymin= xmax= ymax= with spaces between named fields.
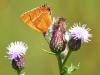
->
xmin=67 ymin=23 xmax=92 ymax=51
xmin=50 ymin=17 xmax=67 ymax=53
xmin=6 ymin=41 xmax=28 ymax=72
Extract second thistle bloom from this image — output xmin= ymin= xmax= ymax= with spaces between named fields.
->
xmin=6 ymin=41 xmax=28 ymax=72
xmin=67 ymin=23 xmax=92 ymax=51
xmin=50 ymin=17 xmax=67 ymax=53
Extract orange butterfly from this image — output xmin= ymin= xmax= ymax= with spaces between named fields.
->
xmin=21 ymin=4 xmax=52 ymax=35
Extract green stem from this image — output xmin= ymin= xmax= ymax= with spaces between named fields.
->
xmin=62 ymin=50 xmax=72 ymax=68
xmin=17 ymin=70 xmax=21 ymax=75
xmin=56 ymin=53 xmax=62 ymax=75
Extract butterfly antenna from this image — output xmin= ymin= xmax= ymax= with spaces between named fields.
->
xmin=44 ymin=36 xmax=49 ymax=45
xmin=43 ymin=34 xmax=50 ymax=45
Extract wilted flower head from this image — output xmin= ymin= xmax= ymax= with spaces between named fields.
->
xmin=6 ymin=41 xmax=28 ymax=72
xmin=67 ymin=23 xmax=92 ymax=51
xmin=50 ymin=17 xmax=67 ymax=53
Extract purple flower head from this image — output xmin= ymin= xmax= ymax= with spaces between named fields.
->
xmin=68 ymin=23 xmax=92 ymax=43
xmin=6 ymin=41 xmax=28 ymax=60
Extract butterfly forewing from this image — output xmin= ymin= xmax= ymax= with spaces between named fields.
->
xmin=21 ymin=4 xmax=52 ymax=34
xmin=37 ymin=12 xmax=52 ymax=33
xmin=21 ymin=11 xmax=43 ymax=33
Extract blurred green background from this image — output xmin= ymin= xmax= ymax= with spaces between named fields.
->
xmin=0 ymin=0 xmax=100 ymax=75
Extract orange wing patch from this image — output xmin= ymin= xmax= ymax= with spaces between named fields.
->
xmin=21 ymin=4 xmax=52 ymax=34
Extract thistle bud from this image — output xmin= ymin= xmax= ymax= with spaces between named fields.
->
xmin=50 ymin=17 xmax=67 ymax=53
xmin=68 ymin=37 xmax=81 ymax=51
xmin=12 ymin=56 xmax=26 ymax=72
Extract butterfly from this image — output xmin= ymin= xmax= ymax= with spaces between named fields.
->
xmin=21 ymin=4 xmax=53 ymax=36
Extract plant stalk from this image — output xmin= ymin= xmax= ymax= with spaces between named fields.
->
xmin=17 ymin=70 xmax=21 ymax=75
xmin=62 ymin=50 xmax=72 ymax=68
xmin=56 ymin=53 xmax=62 ymax=75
